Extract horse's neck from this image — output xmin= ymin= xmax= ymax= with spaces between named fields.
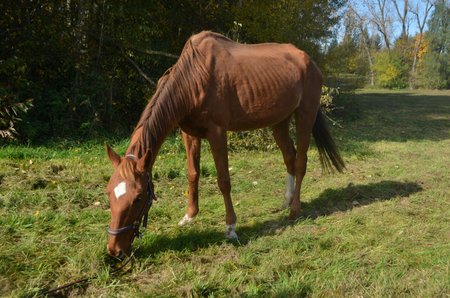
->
xmin=126 ymin=94 xmax=187 ymax=164
xmin=126 ymin=48 xmax=206 ymax=161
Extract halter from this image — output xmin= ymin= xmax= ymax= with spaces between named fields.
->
xmin=107 ymin=154 xmax=155 ymax=240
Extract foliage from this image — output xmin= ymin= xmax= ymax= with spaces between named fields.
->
xmin=0 ymin=97 xmax=32 ymax=140
xmin=324 ymin=2 xmax=450 ymax=91
xmin=320 ymin=85 xmax=340 ymax=114
xmin=0 ymin=1 xmax=345 ymax=142
xmin=323 ymin=10 xmax=379 ymax=89
xmin=415 ymin=0 xmax=450 ymax=89
xmin=416 ymin=51 xmax=448 ymax=89
xmin=373 ymin=46 xmax=412 ymax=89
xmin=233 ymin=0 xmax=345 ymax=60
xmin=0 ymin=57 xmax=34 ymax=140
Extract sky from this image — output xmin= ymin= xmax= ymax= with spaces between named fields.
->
xmin=345 ymin=0 xmax=436 ymax=43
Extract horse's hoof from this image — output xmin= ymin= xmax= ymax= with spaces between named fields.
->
xmin=288 ymin=210 xmax=300 ymax=221
xmin=281 ymin=199 xmax=291 ymax=209
xmin=226 ymin=224 xmax=239 ymax=240
xmin=178 ymin=214 xmax=194 ymax=226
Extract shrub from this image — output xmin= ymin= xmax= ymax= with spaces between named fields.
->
xmin=373 ymin=50 xmax=410 ymax=89
xmin=415 ymin=51 xmax=449 ymax=89
xmin=0 ymin=96 xmax=33 ymax=140
xmin=0 ymin=58 xmax=34 ymax=140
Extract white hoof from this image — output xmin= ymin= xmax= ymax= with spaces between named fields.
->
xmin=226 ymin=224 xmax=239 ymax=240
xmin=178 ymin=214 xmax=194 ymax=226
xmin=282 ymin=199 xmax=291 ymax=209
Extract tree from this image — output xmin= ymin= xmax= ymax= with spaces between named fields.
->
xmin=409 ymin=0 xmax=434 ymax=89
xmin=416 ymin=0 xmax=450 ymax=88
xmin=392 ymin=0 xmax=411 ymax=40
xmin=359 ymin=0 xmax=394 ymax=49
xmin=347 ymin=6 xmax=378 ymax=86
xmin=1 ymin=0 xmax=346 ymax=141
xmin=233 ymin=0 xmax=346 ymax=61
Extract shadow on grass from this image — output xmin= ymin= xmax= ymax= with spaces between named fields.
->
xmin=336 ymin=92 xmax=450 ymax=144
xmin=138 ymin=180 xmax=422 ymax=256
xmin=300 ymin=180 xmax=423 ymax=218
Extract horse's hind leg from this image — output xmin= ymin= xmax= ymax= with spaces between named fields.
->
xmin=179 ymin=131 xmax=201 ymax=226
xmin=290 ymin=94 xmax=321 ymax=220
xmin=272 ymin=117 xmax=297 ymax=209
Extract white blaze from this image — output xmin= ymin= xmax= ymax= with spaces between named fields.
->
xmin=114 ymin=182 xmax=127 ymax=199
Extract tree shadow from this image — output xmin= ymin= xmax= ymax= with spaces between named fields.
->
xmin=336 ymin=92 xmax=450 ymax=144
xmin=136 ymin=180 xmax=422 ymax=256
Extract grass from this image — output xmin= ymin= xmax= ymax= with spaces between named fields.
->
xmin=0 ymin=89 xmax=449 ymax=297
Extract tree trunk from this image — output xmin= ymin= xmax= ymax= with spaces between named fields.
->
xmin=410 ymin=34 xmax=421 ymax=89
xmin=410 ymin=0 xmax=433 ymax=90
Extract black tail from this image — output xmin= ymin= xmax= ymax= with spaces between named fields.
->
xmin=312 ymin=109 xmax=345 ymax=173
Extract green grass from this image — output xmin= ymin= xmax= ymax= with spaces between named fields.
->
xmin=0 ymin=89 xmax=449 ymax=297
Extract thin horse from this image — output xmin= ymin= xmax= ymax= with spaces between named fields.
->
xmin=105 ymin=31 xmax=345 ymax=257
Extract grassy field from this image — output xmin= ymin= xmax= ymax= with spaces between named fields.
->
xmin=0 ymin=89 xmax=449 ymax=297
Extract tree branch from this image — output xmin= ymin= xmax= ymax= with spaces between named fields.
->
xmin=129 ymin=47 xmax=179 ymax=59
xmin=120 ymin=50 xmax=156 ymax=87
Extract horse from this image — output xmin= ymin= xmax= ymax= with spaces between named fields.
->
xmin=105 ymin=31 xmax=345 ymax=257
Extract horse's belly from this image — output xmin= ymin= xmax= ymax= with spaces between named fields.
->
xmin=228 ymin=92 xmax=300 ymax=131
xmin=224 ymin=57 xmax=302 ymax=130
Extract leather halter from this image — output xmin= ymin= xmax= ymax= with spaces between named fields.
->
xmin=107 ymin=155 xmax=154 ymax=240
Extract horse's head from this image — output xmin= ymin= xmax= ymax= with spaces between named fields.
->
xmin=105 ymin=144 xmax=154 ymax=258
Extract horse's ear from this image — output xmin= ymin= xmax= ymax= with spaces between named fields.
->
xmin=106 ymin=144 xmax=121 ymax=168
xmin=137 ymin=150 xmax=152 ymax=173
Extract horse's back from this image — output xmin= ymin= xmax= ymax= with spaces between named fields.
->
xmin=187 ymin=31 xmax=319 ymax=131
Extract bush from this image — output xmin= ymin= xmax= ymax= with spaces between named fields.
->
xmin=0 ymin=58 xmax=34 ymax=141
xmin=415 ymin=51 xmax=449 ymax=89
xmin=373 ymin=50 xmax=410 ymax=89
xmin=0 ymin=96 xmax=33 ymax=141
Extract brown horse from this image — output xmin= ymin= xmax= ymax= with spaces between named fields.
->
xmin=105 ymin=31 xmax=345 ymax=257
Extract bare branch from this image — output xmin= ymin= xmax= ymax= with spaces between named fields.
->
xmin=348 ymin=5 xmax=376 ymax=86
xmin=392 ymin=0 xmax=410 ymax=38
xmin=120 ymin=49 xmax=156 ymax=87
xmin=362 ymin=0 xmax=393 ymax=49
xmin=129 ymin=47 xmax=179 ymax=59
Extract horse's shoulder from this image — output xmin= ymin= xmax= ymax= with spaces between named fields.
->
xmin=189 ymin=32 xmax=235 ymax=61
xmin=190 ymin=31 xmax=233 ymax=44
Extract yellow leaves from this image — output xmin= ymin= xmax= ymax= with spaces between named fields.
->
xmin=416 ymin=35 xmax=430 ymax=68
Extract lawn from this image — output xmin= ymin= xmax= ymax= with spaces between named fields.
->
xmin=0 ymin=89 xmax=449 ymax=297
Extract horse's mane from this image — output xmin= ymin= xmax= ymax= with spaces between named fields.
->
xmin=119 ymin=158 xmax=137 ymax=181
xmin=131 ymin=34 xmax=210 ymax=156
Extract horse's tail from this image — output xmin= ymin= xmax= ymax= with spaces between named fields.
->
xmin=312 ymin=109 xmax=345 ymax=173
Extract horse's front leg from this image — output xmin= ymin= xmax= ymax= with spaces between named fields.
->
xmin=207 ymin=126 xmax=238 ymax=239
xmin=179 ymin=132 xmax=201 ymax=226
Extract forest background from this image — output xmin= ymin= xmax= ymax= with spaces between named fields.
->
xmin=1 ymin=0 xmax=448 ymax=142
